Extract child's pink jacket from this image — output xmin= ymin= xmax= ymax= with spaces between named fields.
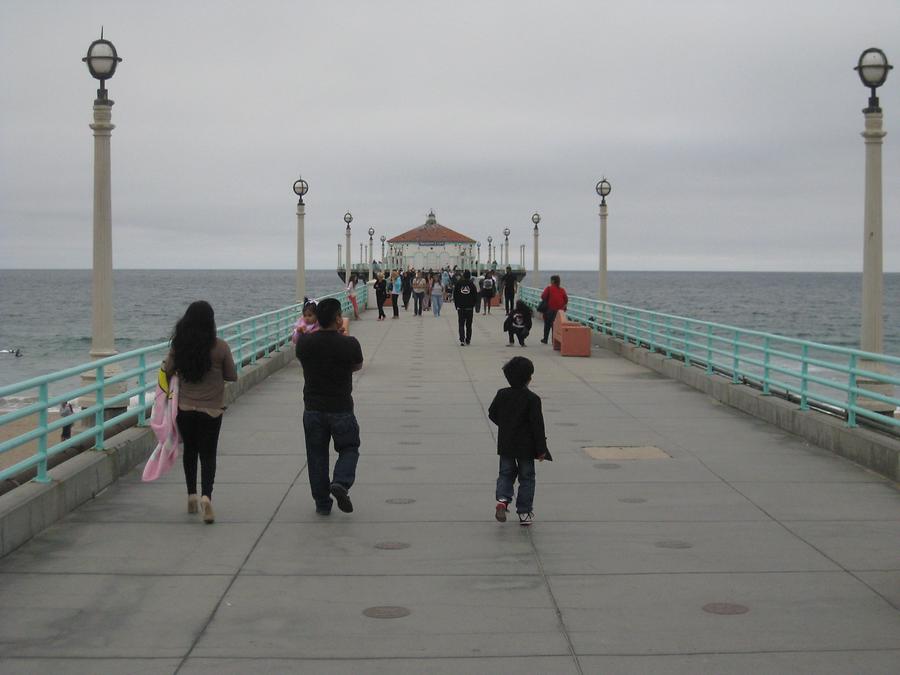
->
xmin=142 ymin=370 xmax=182 ymax=481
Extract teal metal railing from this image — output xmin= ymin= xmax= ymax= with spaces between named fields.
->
xmin=0 ymin=288 xmax=362 ymax=485
xmin=521 ymin=287 xmax=900 ymax=431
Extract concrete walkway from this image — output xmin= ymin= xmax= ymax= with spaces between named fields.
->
xmin=1 ymin=305 xmax=898 ymax=674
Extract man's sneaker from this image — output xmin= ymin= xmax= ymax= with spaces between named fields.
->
xmin=540 ymin=339 xmax=548 ymax=344
xmin=315 ymin=507 xmax=332 ymax=516
xmin=495 ymin=501 xmax=509 ymax=522
xmin=465 ymin=340 xmax=471 ymax=345
xmin=329 ymin=483 xmax=353 ymax=513
xmin=506 ymin=343 xmax=514 ymax=347
xmin=460 ymin=341 xmax=466 ymax=346
xmin=518 ymin=512 xmax=534 ymax=527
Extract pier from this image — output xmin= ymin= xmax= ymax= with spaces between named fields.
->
xmin=1 ymin=300 xmax=898 ymax=674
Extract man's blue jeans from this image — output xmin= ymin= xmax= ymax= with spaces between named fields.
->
xmin=303 ymin=410 xmax=360 ymax=511
xmin=496 ymin=456 xmax=536 ymax=514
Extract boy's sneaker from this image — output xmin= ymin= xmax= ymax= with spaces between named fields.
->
xmin=495 ymin=501 xmax=509 ymax=522
xmin=518 ymin=512 xmax=534 ymax=527
xmin=460 ymin=341 xmax=465 ymax=346
xmin=329 ymin=483 xmax=353 ymax=513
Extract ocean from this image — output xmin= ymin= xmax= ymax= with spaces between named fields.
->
xmin=1 ymin=269 xmax=898 ymax=393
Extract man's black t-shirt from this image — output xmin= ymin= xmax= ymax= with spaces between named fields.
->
xmin=296 ymin=331 xmax=363 ymax=412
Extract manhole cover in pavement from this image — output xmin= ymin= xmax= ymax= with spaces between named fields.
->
xmin=399 ymin=441 xmax=421 ymax=446
xmin=392 ymin=466 xmax=416 ymax=471
xmin=594 ymin=463 xmax=621 ymax=469
xmin=655 ymin=540 xmax=693 ymax=549
xmin=363 ymin=606 xmax=411 ymax=619
xmin=619 ymin=497 xmax=647 ymax=504
xmin=374 ymin=541 xmax=410 ymax=550
xmin=702 ymin=602 xmax=749 ymax=615
xmin=386 ymin=498 xmax=416 ymax=504
xmin=584 ymin=446 xmax=670 ymax=460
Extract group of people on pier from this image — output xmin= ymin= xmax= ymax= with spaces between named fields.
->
xmin=157 ymin=273 xmax=568 ymax=527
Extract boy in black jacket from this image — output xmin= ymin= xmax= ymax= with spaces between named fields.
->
xmin=487 ymin=356 xmax=551 ymax=526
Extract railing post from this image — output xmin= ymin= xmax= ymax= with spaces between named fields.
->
xmin=732 ymin=330 xmax=741 ymax=384
xmin=704 ymin=324 xmax=713 ymax=374
xmin=665 ymin=317 xmax=672 ymax=358
xmin=847 ymin=354 xmax=858 ymax=427
xmin=235 ymin=327 xmax=244 ymax=373
xmin=800 ymin=344 xmax=810 ymax=411
xmin=35 ymin=382 xmax=50 ymax=483
xmin=138 ymin=353 xmax=147 ymax=426
xmin=683 ymin=319 xmax=691 ymax=366
xmin=762 ymin=336 xmax=771 ymax=395
xmin=251 ymin=319 xmax=258 ymax=364
xmin=648 ymin=313 xmax=657 ymax=352
xmin=95 ymin=364 xmax=105 ymax=450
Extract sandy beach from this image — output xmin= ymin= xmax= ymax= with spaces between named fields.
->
xmin=0 ymin=412 xmax=66 ymax=476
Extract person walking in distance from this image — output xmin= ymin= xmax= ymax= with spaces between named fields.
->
xmin=401 ymin=270 xmax=413 ymax=310
xmin=164 ymin=301 xmax=237 ymax=524
xmin=296 ymin=298 xmax=364 ymax=515
xmin=373 ymin=272 xmax=387 ymax=321
xmin=539 ymin=275 xmax=569 ymax=345
xmin=488 ymin=356 xmax=551 ymax=526
xmin=412 ymin=270 xmax=427 ymax=316
xmin=480 ymin=270 xmax=496 ymax=315
xmin=346 ymin=274 xmax=360 ymax=320
xmin=390 ymin=270 xmax=402 ymax=319
xmin=453 ymin=269 xmax=478 ymax=346
xmin=430 ymin=273 xmax=444 ymax=317
xmin=502 ymin=265 xmax=517 ymax=315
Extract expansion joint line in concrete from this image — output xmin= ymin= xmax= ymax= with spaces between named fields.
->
xmin=173 ymin=459 xmax=310 ymax=674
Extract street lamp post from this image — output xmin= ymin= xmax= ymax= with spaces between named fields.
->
xmin=368 ymin=227 xmax=375 ymax=274
xmin=380 ymin=235 xmax=386 ymax=263
xmin=476 ymin=241 xmax=481 ymax=273
xmin=344 ymin=212 xmax=353 ymax=282
xmin=293 ymin=177 xmax=308 ymax=302
xmin=503 ymin=227 xmax=511 ymax=267
xmin=854 ymin=48 xmax=893 ymax=414
xmin=81 ymin=30 xmax=124 ymax=419
xmin=596 ymin=178 xmax=611 ymax=301
xmin=487 ymin=236 xmax=493 ymax=267
xmin=532 ymin=212 xmax=540 ymax=286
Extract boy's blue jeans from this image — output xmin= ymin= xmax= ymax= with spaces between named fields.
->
xmin=496 ymin=456 xmax=536 ymax=514
xmin=303 ymin=410 xmax=360 ymax=511
xmin=431 ymin=294 xmax=443 ymax=316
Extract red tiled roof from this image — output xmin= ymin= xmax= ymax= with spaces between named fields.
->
xmin=388 ymin=212 xmax=476 ymax=244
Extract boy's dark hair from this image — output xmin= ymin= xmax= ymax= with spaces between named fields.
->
xmin=316 ymin=298 xmax=342 ymax=329
xmin=502 ymin=356 xmax=534 ymax=388
xmin=514 ymin=299 xmax=532 ymax=317
xmin=463 ymin=270 xmax=471 ymax=280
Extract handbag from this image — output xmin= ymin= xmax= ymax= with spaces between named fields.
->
xmin=536 ymin=299 xmax=548 ymax=314
xmin=142 ymin=367 xmax=182 ymax=481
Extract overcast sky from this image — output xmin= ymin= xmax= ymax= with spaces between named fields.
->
xmin=1 ymin=0 xmax=899 ymax=271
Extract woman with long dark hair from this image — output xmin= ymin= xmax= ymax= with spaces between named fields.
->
xmin=164 ymin=301 xmax=237 ymax=523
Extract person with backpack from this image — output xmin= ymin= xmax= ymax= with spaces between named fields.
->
xmin=502 ymin=265 xmax=517 ymax=314
xmin=480 ymin=271 xmax=496 ymax=315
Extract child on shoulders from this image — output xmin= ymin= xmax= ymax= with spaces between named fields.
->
xmin=291 ymin=300 xmax=320 ymax=344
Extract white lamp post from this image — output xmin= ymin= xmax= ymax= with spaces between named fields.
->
xmin=293 ymin=177 xmax=308 ymax=302
xmin=487 ymin=236 xmax=493 ymax=267
xmin=476 ymin=241 xmax=481 ymax=273
xmin=368 ymin=227 xmax=375 ymax=274
xmin=596 ymin=178 xmax=611 ymax=301
xmin=854 ymin=48 xmax=893 ymax=414
xmin=81 ymin=30 xmax=125 ymax=415
xmin=532 ymin=212 xmax=540 ymax=287
xmin=380 ymin=235 xmax=386 ymax=263
xmin=503 ymin=227 xmax=511 ymax=266
xmin=344 ymin=212 xmax=353 ymax=281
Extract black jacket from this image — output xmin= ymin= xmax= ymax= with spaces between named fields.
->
xmin=453 ymin=280 xmax=478 ymax=309
xmin=488 ymin=387 xmax=551 ymax=460
xmin=503 ymin=310 xmax=532 ymax=335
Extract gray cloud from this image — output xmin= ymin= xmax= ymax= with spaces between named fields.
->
xmin=1 ymin=0 xmax=898 ymax=271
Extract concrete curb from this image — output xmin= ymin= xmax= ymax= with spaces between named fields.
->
xmin=592 ymin=334 xmax=900 ymax=483
xmin=0 ymin=347 xmax=295 ymax=557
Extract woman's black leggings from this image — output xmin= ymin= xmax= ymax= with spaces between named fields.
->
xmin=391 ymin=294 xmax=400 ymax=317
xmin=176 ymin=410 xmax=223 ymax=498
xmin=376 ymin=293 xmax=386 ymax=318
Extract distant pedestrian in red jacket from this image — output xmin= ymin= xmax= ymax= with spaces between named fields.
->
xmin=539 ymin=275 xmax=568 ymax=344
